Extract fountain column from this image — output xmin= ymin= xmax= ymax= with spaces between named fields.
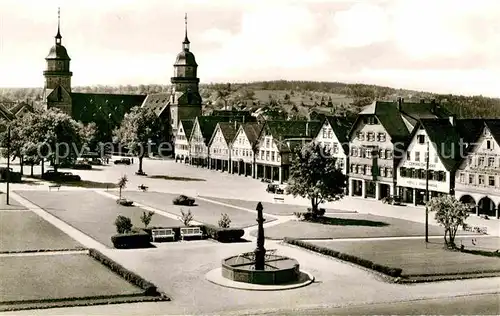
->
xmin=254 ymin=202 xmax=266 ymax=270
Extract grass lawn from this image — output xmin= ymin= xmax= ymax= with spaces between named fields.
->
xmin=309 ymin=237 xmax=500 ymax=277
xmin=257 ymin=214 xmax=477 ymax=240
xmin=54 ymin=180 xmax=118 ymax=189
xmin=200 ymin=196 xmax=357 ymax=216
xmin=115 ymin=191 xmax=274 ymax=228
xmin=0 ymin=211 xmax=82 ymax=252
xmin=0 ymin=194 xmax=27 ymax=210
xmin=0 ymin=254 xmax=142 ymax=303
xmin=15 ymin=191 xmax=180 ymax=248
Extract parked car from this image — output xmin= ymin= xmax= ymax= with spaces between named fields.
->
xmin=72 ymin=161 xmax=92 ymax=170
xmin=88 ymin=158 xmax=103 ymax=165
xmin=42 ymin=170 xmax=81 ymax=181
xmin=172 ymin=195 xmax=195 ymax=206
xmin=266 ymin=184 xmax=284 ymax=194
xmin=114 ymin=158 xmax=131 ymax=165
xmin=0 ymin=167 xmax=22 ymax=183
xmin=381 ymin=195 xmax=402 ymax=205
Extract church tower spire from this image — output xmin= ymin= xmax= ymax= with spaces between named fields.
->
xmin=183 ymin=13 xmax=190 ymax=51
xmin=55 ymin=7 xmax=62 ymax=45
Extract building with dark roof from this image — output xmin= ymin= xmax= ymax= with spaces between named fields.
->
xmin=254 ymin=120 xmax=321 ymax=183
xmin=174 ymin=119 xmax=195 ymax=163
xmin=230 ymin=122 xmax=264 ymax=177
xmin=347 ymin=98 xmax=451 ymax=200
xmin=314 ymin=115 xmax=354 ymax=175
xmin=454 ymin=119 xmax=500 ymax=218
xmin=208 ymin=121 xmax=240 ymax=171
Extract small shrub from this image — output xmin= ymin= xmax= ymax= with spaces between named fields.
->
xmin=293 ymin=212 xmax=304 ymax=220
xmin=115 ymin=215 xmax=132 ymax=234
xmin=179 ymin=208 xmax=194 ymax=226
xmin=204 ymin=225 xmax=244 ymax=242
xmin=140 ymin=211 xmax=155 ymax=228
xmin=303 ymin=212 xmax=313 ymax=221
xmin=218 ymin=213 xmax=231 ymax=228
xmin=173 ymin=195 xmax=195 ymax=206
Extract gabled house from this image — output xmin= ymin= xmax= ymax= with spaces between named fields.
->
xmin=396 ymin=117 xmax=473 ymax=205
xmin=189 ymin=116 xmax=221 ymax=167
xmin=174 ymin=119 xmax=194 ymax=163
xmin=314 ymin=115 xmax=352 ymax=175
xmin=348 ymin=98 xmax=450 ymax=200
xmin=231 ymin=122 xmax=263 ymax=177
xmin=255 ymin=120 xmax=321 ymax=183
xmin=208 ymin=122 xmax=239 ymax=172
xmin=454 ymin=119 xmax=500 ymax=218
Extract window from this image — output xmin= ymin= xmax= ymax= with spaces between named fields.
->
xmin=260 ymin=150 xmax=264 ymax=160
xmin=333 ymin=143 xmax=339 ymax=154
xmin=322 ymin=128 xmax=327 ymax=138
xmin=277 ymin=154 xmax=280 ymax=162
xmin=367 ymin=132 xmax=375 ymax=141
xmin=489 ymin=176 xmax=495 ymax=186
xmin=488 ymin=157 xmax=495 ymax=167
xmin=380 ymin=167 xmax=386 ymax=177
xmin=271 ymin=152 xmax=275 ymax=162
xmin=357 ymin=165 xmax=362 ymax=174
xmin=366 ymin=165 xmax=372 ymax=175
xmin=417 ymin=135 xmax=425 ymax=144
xmin=406 ymin=151 xmax=411 ymax=160
xmin=350 ymin=164 xmax=355 ymax=173
xmin=337 ymin=158 xmax=344 ymax=169
xmin=434 ymin=155 xmax=439 ymax=163
xmin=365 ymin=148 xmax=372 ymax=159
xmin=478 ymin=157 xmax=485 ymax=166
xmin=400 ymin=167 xmax=406 ymax=177
xmin=415 ymin=152 xmax=420 ymax=162
xmin=387 ymin=168 xmax=393 ymax=178
xmin=386 ymin=150 xmax=392 ymax=159
xmin=478 ymin=175 xmax=485 ymax=185
xmin=379 ymin=149 xmax=386 ymax=159
xmin=377 ymin=133 xmax=386 ymax=142
xmin=357 ymin=132 xmax=365 ymax=141
xmin=266 ymin=151 xmax=270 ymax=161
xmin=459 ymin=173 xmax=465 ymax=183
xmin=266 ymin=139 xmax=270 ymax=148
xmin=469 ymin=174 xmax=475 ymax=184
xmin=327 ymin=129 xmax=332 ymax=139
xmin=487 ymin=140 xmax=492 ymax=149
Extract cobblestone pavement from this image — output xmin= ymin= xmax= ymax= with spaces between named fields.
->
xmin=1 ymin=158 xmax=499 ymax=315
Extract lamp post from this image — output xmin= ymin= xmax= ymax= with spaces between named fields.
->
xmin=425 ymin=141 xmax=429 ymax=242
xmin=6 ymin=125 xmax=11 ymax=205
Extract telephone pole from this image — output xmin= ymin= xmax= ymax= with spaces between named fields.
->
xmin=425 ymin=141 xmax=429 ymax=242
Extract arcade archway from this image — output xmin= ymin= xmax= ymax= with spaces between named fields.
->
xmin=478 ymin=196 xmax=495 ymax=216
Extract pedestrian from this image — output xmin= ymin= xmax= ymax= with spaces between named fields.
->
xmin=131 ymin=158 xmax=134 ymax=164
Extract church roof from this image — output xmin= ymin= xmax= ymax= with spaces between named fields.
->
xmin=46 ymin=44 xmax=70 ymax=60
xmin=71 ymin=92 xmax=146 ymax=128
xmin=141 ymin=93 xmax=170 ymax=117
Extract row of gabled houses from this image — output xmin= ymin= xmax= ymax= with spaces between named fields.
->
xmin=174 ymin=98 xmax=500 ymax=219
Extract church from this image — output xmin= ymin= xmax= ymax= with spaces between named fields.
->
xmin=42 ymin=10 xmax=202 ymax=147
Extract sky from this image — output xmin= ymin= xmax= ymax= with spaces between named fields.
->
xmin=0 ymin=0 xmax=499 ymax=97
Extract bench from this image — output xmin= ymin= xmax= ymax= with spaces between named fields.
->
xmin=273 ymin=195 xmax=285 ymax=203
xmin=180 ymin=227 xmax=203 ymax=240
xmin=151 ymin=228 xmax=175 ymax=242
xmin=48 ymin=184 xmax=61 ymax=191
xmin=138 ymin=185 xmax=148 ymax=192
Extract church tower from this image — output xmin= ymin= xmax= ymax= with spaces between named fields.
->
xmin=43 ymin=8 xmax=73 ymax=115
xmin=169 ymin=14 xmax=202 ymax=137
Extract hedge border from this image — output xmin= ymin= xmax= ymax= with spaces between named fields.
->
xmin=0 ymin=247 xmax=87 ymax=254
xmin=0 ymin=295 xmax=166 ymax=312
xmin=142 ymin=225 xmax=245 ymax=243
xmin=283 ymin=238 xmax=403 ymax=278
xmin=88 ymin=248 xmax=169 ymax=299
xmin=0 ymin=293 xmax=143 ymax=306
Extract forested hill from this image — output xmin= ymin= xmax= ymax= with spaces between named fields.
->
xmin=1 ymin=80 xmax=499 ymax=118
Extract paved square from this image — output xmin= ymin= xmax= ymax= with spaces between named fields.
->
xmin=0 ymin=211 xmax=82 ymax=252
xmin=114 ymin=191 xmax=274 ymax=228
xmin=15 ymin=191 xmax=180 ymax=247
xmin=0 ymin=254 xmax=143 ymax=302
xmin=0 ymin=194 xmax=27 ymax=210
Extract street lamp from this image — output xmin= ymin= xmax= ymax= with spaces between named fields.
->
xmin=425 ymin=141 xmax=430 ymax=242
xmin=6 ymin=125 xmax=11 ymax=205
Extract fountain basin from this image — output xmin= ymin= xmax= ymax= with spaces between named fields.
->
xmin=222 ymin=254 xmax=300 ymax=285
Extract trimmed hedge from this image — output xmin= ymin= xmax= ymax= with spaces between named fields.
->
xmin=0 ymin=248 xmax=86 ymax=254
xmin=460 ymin=248 xmax=500 ymax=258
xmin=203 ymin=225 xmax=244 ymax=242
xmin=111 ymin=230 xmax=150 ymax=249
xmin=88 ymin=249 xmax=160 ymax=296
xmin=284 ymin=238 xmax=403 ymax=278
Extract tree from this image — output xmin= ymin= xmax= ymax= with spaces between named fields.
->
xmin=115 ymin=215 xmax=133 ymax=234
xmin=218 ymin=213 xmax=231 ymax=228
xmin=114 ymin=106 xmax=160 ymax=174
xmin=215 ymin=83 xmax=232 ymax=109
xmin=427 ymin=195 xmax=469 ymax=248
xmin=79 ymin=122 xmax=98 ymax=152
xmin=140 ymin=211 xmax=155 ymax=228
xmin=117 ymin=175 xmax=128 ymax=200
xmin=179 ymin=209 xmax=194 ymax=226
xmin=287 ymin=142 xmax=346 ymax=217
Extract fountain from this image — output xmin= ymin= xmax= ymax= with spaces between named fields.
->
xmin=214 ymin=202 xmax=313 ymax=288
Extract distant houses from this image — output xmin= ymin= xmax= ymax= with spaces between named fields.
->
xmin=175 ymin=98 xmax=500 ymax=219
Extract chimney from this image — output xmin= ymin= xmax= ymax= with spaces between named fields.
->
xmin=305 ymin=121 xmax=309 ymax=137
xmin=397 ymin=97 xmax=403 ymax=111
xmin=449 ymin=115 xmax=456 ymax=126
